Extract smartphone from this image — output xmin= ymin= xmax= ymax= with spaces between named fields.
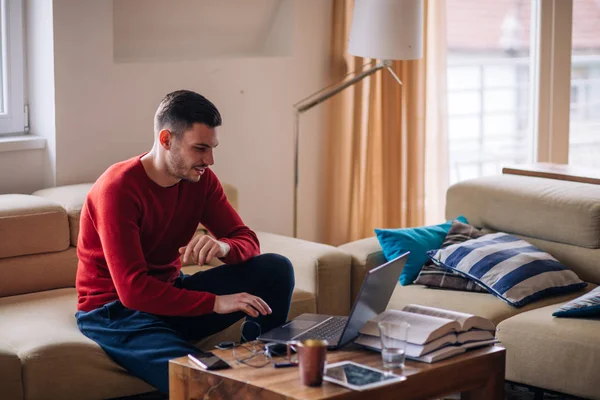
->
xmin=188 ymin=352 xmax=231 ymax=370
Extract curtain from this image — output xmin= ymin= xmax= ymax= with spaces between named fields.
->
xmin=425 ymin=0 xmax=450 ymax=225
xmin=324 ymin=0 xmax=437 ymax=246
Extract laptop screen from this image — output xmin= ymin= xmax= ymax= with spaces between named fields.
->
xmin=336 ymin=252 xmax=408 ymax=347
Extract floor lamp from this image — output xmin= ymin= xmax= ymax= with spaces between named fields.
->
xmin=292 ymin=0 xmax=424 ymax=238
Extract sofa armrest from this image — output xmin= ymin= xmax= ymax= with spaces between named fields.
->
xmin=338 ymin=237 xmax=386 ymax=303
xmin=256 ymin=232 xmax=351 ymax=316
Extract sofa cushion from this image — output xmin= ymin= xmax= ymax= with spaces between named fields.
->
xmin=0 ymin=344 xmax=22 ymax=400
xmin=0 ymin=248 xmax=78 ymax=297
xmin=553 ymin=286 xmax=600 ymax=318
xmin=33 ymin=183 xmax=93 ymax=247
xmin=496 ymin=286 xmax=600 ymax=400
xmin=0 ymin=284 xmax=315 ymax=399
xmin=0 ymin=289 xmax=153 ymax=400
xmin=446 ymin=174 xmax=600 ymax=249
xmin=386 ymin=283 xmax=593 ymax=326
xmin=428 ymin=232 xmax=587 ymax=307
xmin=0 ymin=195 xmax=70 ymax=258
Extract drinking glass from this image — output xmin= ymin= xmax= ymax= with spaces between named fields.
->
xmin=377 ymin=320 xmax=410 ymax=369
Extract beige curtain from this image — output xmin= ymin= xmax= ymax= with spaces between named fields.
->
xmin=324 ymin=0 xmax=432 ymax=246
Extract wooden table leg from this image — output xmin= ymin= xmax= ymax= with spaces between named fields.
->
xmin=461 ymin=351 xmax=506 ymax=400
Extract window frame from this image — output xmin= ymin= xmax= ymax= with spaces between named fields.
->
xmin=532 ymin=0 xmax=573 ymax=163
xmin=0 ymin=0 xmax=25 ymax=136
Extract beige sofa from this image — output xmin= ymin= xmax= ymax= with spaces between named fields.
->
xmin=0 ymin=183 xmax=351 ymax=400
xmin=340 ymin=174 xmax=600 ymax=400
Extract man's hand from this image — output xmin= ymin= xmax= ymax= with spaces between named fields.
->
xmin=213 ymin=293 xmax=272 ymax=317
xmin=179 ymin=234 xmax=231 ymax=265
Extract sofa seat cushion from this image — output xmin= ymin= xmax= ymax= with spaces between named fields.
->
xmin=0 ymin=343 xmax=22 ymax=400
xmin=0 ymin=195 xmax=70 ymax=258
xmin=0 ymin=284 xmax=316 ymax=399
xmin=0 ymin=289 xmax=153 ymax=400
xmin=496 ymin=285 xmax=600 ymax=399
xmin=386 ymin=283 xmax=595 ymax=326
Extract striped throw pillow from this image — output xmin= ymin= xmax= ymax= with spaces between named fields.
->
xmin=553 ymin=286 xmax=600 ymax=318
xmin=414 ymin=221 xmax=488 ymax=293
xmin=427 ymin=232 xmax=587 ymax=307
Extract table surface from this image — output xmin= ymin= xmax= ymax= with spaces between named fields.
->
xmin=169 ymin=344 xmax=506 ymax=400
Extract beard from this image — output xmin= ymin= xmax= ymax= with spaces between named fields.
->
xmin=166 ymin=143 xmax=205 ymax=182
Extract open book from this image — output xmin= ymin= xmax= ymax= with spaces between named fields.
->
xmin=354 ymin=334 xmax=498 ymax=363
xmin=354 ymin=304 xmax=497 ymax=363
xmin=358 ymin=304 xmax=495 ymax=345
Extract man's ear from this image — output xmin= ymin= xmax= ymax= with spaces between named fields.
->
xmin=159 ymin=129 xmax=173 ymax=149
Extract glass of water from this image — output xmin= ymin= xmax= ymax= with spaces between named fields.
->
xmin=377 ymin=320 xmax=410 ymax=369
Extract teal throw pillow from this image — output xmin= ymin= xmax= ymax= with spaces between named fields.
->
xmin=553 ymin=286 xmax=600 ymax=318
xmin=375 ymin=215 xmax=468 ymax=286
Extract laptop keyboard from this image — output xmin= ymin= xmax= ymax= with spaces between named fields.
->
xmin=295 ymin=316 xmax=348 ymax=344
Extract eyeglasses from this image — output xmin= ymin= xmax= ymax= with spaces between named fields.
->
xmin=230 ymin=321 xmax=296 ymax=368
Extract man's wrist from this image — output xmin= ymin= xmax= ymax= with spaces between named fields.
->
xmin=219 ymin=241 xmax=231 ymax=258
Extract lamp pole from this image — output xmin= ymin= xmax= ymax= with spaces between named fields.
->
xmin=292 ymin=60 xmax=402 ymax=238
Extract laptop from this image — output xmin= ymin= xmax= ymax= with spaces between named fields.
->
xmin=257 ymin=252 xmax=409 ymax=350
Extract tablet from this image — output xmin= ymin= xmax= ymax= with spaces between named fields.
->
xmin=323 ymin=361 xmax=405 ymax=391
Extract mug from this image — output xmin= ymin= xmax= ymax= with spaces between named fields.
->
xmin=285 ymin=339 xmax=328 ymax=386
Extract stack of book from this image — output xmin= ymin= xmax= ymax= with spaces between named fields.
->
xmin=354 ymin=304 xmax=498 ymax=363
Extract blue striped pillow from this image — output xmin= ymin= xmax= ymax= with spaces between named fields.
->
xmin=553 ymin=286 xmax=600 ymax=318
xmin=427 ymin=232 xmax=587 ymax=307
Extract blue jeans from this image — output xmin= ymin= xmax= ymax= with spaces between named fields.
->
xmin=75 ymin=253 xmax=294 ymax=394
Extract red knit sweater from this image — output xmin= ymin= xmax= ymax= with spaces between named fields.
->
xmin=75 ymin=155 xmax=260 ymax=316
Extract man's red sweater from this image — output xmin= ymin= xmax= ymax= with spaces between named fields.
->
xmin=76 ymin=155 xmax=260 ymax=316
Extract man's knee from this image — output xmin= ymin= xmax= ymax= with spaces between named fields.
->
xmin=255 ymin=253 xmax=295 ymax=289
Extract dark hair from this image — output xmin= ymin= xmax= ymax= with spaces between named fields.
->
xmin=154 ymin=90 xmax=222 ymax=137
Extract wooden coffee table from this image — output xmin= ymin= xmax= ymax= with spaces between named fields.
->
xmin=169 ymin=344 xmax=505 ymax=399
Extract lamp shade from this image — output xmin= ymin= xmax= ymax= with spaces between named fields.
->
xmin=348 ymin=0 xmax=424 ymax=60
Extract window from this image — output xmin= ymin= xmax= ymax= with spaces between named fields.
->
xmin=446 ymin=0 xmax=534 ymax=185
xmin=568 ymin=0 xmax=600 ymax=168
xmin=0 ymin=0 xmax=25 ymax=135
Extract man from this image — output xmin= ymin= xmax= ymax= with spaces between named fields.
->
xmin=75 ymin=90 xmax=295 ymax=394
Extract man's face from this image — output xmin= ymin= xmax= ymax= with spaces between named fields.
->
xmin=165 ymin=123 xmax=218 ymax=183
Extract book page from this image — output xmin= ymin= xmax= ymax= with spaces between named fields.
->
xmin=407 ymin=346 xmax=466 ymax=363
xmin=402 ymin=304 xmax=495 ymax=332
xmin=355 ymin=332 xmax=458 ymax=357
xmin=460 ymin=339 xmax=499 ymax=350
xmin=457 ymin=330 xmax=495 ymax=344
xmin=359 ymin=309 xmax=460 ymax=345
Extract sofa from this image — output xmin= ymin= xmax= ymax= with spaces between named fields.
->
xmin=0 ymin=183 xmax=351 ymax=400
xmin=340 ymin=174 xmax=600 ymax=400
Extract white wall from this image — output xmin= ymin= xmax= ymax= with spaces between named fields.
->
xmin=26 ymin=0 xmax=56 ymax=189
xmin=5 ymin=0 xmax=332 ymax=242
